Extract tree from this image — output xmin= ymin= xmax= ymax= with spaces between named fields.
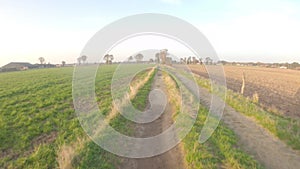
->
xmin=155 ymin=53 xmax=160 ymax=63
xmin=159 ymin=49 xmax=168 ymax=64
xmin=109 ymin=55 xmax=114 ymax=64
xmin=128 ymin=56 xmax=133 ymax=62
xmin=198 ymin=58 xmax=203 ymax=65
xmin=38 ymin=57 xmax=45 ymax=64
xmin=183 ymin=57 xmax=187 ymax=64
xmin=77 ymin=57 xmax=82 ymax=65
xmin=103 ymin=54 xmax=114 ymax=64
xmin=205 ymin=57 xmax=213 ymax=65
xmin=290 ymin=62 xmax=299 ymax=69
xmin=62 ymin=61 xmax=66 ymax=67
xmin=81 ymin=55 xmax=87 ymax=64
xmin=180 ymin=58 xmax=184 ymax=64
xmin=192 ymin=57 xmax=198 ymax=64
xmin=187 ymin=56 xmax=192 ymax=64
xmin=134 ymin=53 xmax=144 ymax=62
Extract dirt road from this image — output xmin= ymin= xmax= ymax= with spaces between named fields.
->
xmin=118 ymin=70 xmax=186 ymax=169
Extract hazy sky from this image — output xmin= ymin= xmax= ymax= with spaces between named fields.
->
xmin=0 ymin=0 xmax=300 ymax=66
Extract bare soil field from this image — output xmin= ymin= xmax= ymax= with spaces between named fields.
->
xmin=188 ymin=65 xmax=300 ymax=118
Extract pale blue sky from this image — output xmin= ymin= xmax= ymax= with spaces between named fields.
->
xmin=0 ymin=0 xmax=300 ymax=66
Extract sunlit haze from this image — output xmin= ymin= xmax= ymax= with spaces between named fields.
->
xmin=0 ymin=0 xmax=300 ymax=66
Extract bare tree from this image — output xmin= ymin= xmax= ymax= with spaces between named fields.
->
xmin=109 ymin=55 xmax=114 ymax=64
xmin=38 ymin=57 xmax=45 ymax=64
xmin=192 ymin=57 xmax=198 ymax=64
xmin=128 ymin=56 xmax=133 ymax=62
xmin=198 ymin=58 xmax=203 ymax=65
xmin=187 ymin=56 xmax=192 ymax=64
xmin=180 ymin=58 xmax=184 ymax=64
xmin=134 ymin=53 xmax=144 ymax=62
xmin=155 ymin=53 xmax=160 ymax=63
xmin=205 ymin=57 xmax=213 ymax=65
xmin=77 ymin=57 xmax=82 ymax=65
xmin=81 ymin=55 xmax=87 ymax=64
xmin=166 ymin=57 xmax=172 ymax=65
xmin=159 ymin=49 xmax=168 ymax=64
xmin=104 ymin=54 xmax=114 ymax=64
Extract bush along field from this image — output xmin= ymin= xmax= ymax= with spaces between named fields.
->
xmin=161 ymin=69 xmax=264 ymax=169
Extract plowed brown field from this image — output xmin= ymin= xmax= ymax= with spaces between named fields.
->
xmin=188 ymin=65 xmax=300 ymax=118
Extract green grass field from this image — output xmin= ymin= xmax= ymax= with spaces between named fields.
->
xmin=0 ymin=65 xmax=157 ymax=168
xmin=0 ymin=67 xmax=81 ymax=168
xmin=2 ymin=64 xmax=292 ymax=169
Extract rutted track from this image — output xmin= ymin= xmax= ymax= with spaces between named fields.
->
xmin=119 ymin=69 xmax=186 ymax=169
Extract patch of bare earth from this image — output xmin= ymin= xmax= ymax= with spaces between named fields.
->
xmin=188 ymin=65 xmax=300 ymax=118
xmin=118 ymin=69 xmax=187 ymax=169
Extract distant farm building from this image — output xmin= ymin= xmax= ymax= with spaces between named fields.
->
xmin=34 ymin=63 xmax=56 ymax=68
xmin=1 ymin=62 xmax=37 ymax=72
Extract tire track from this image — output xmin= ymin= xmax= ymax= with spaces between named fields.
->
xmin=119 ymin=69 xmax=186 ymax=169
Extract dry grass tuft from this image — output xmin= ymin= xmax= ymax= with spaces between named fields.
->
xmin=57 ymin=137 xmax=87 ymax=169
xmin=162 ymin=71 xmax=182 ymax=118
xmin=252 ymin=92 xmax=259 ymax=103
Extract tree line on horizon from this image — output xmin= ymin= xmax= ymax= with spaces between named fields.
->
xmin=72 ymin=50 xmax=300 ymax=70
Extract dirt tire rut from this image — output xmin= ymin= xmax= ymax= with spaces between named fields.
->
xmin=118 ymin=69 xmax=186 ymax=169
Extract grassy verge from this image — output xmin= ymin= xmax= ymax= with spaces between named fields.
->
xmin=131 ymin=68 xmax=157 ymax=111
xmin=194 ymin=75 xmax=300 ymax=150
xmin=162 ymin=69 xmax=263 ymax=169
xmin=183 ymin=106 xmax=264 ymax=169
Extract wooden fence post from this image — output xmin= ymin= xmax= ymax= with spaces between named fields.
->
xmin=241 ymin=71 xmax=245 ymax=94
